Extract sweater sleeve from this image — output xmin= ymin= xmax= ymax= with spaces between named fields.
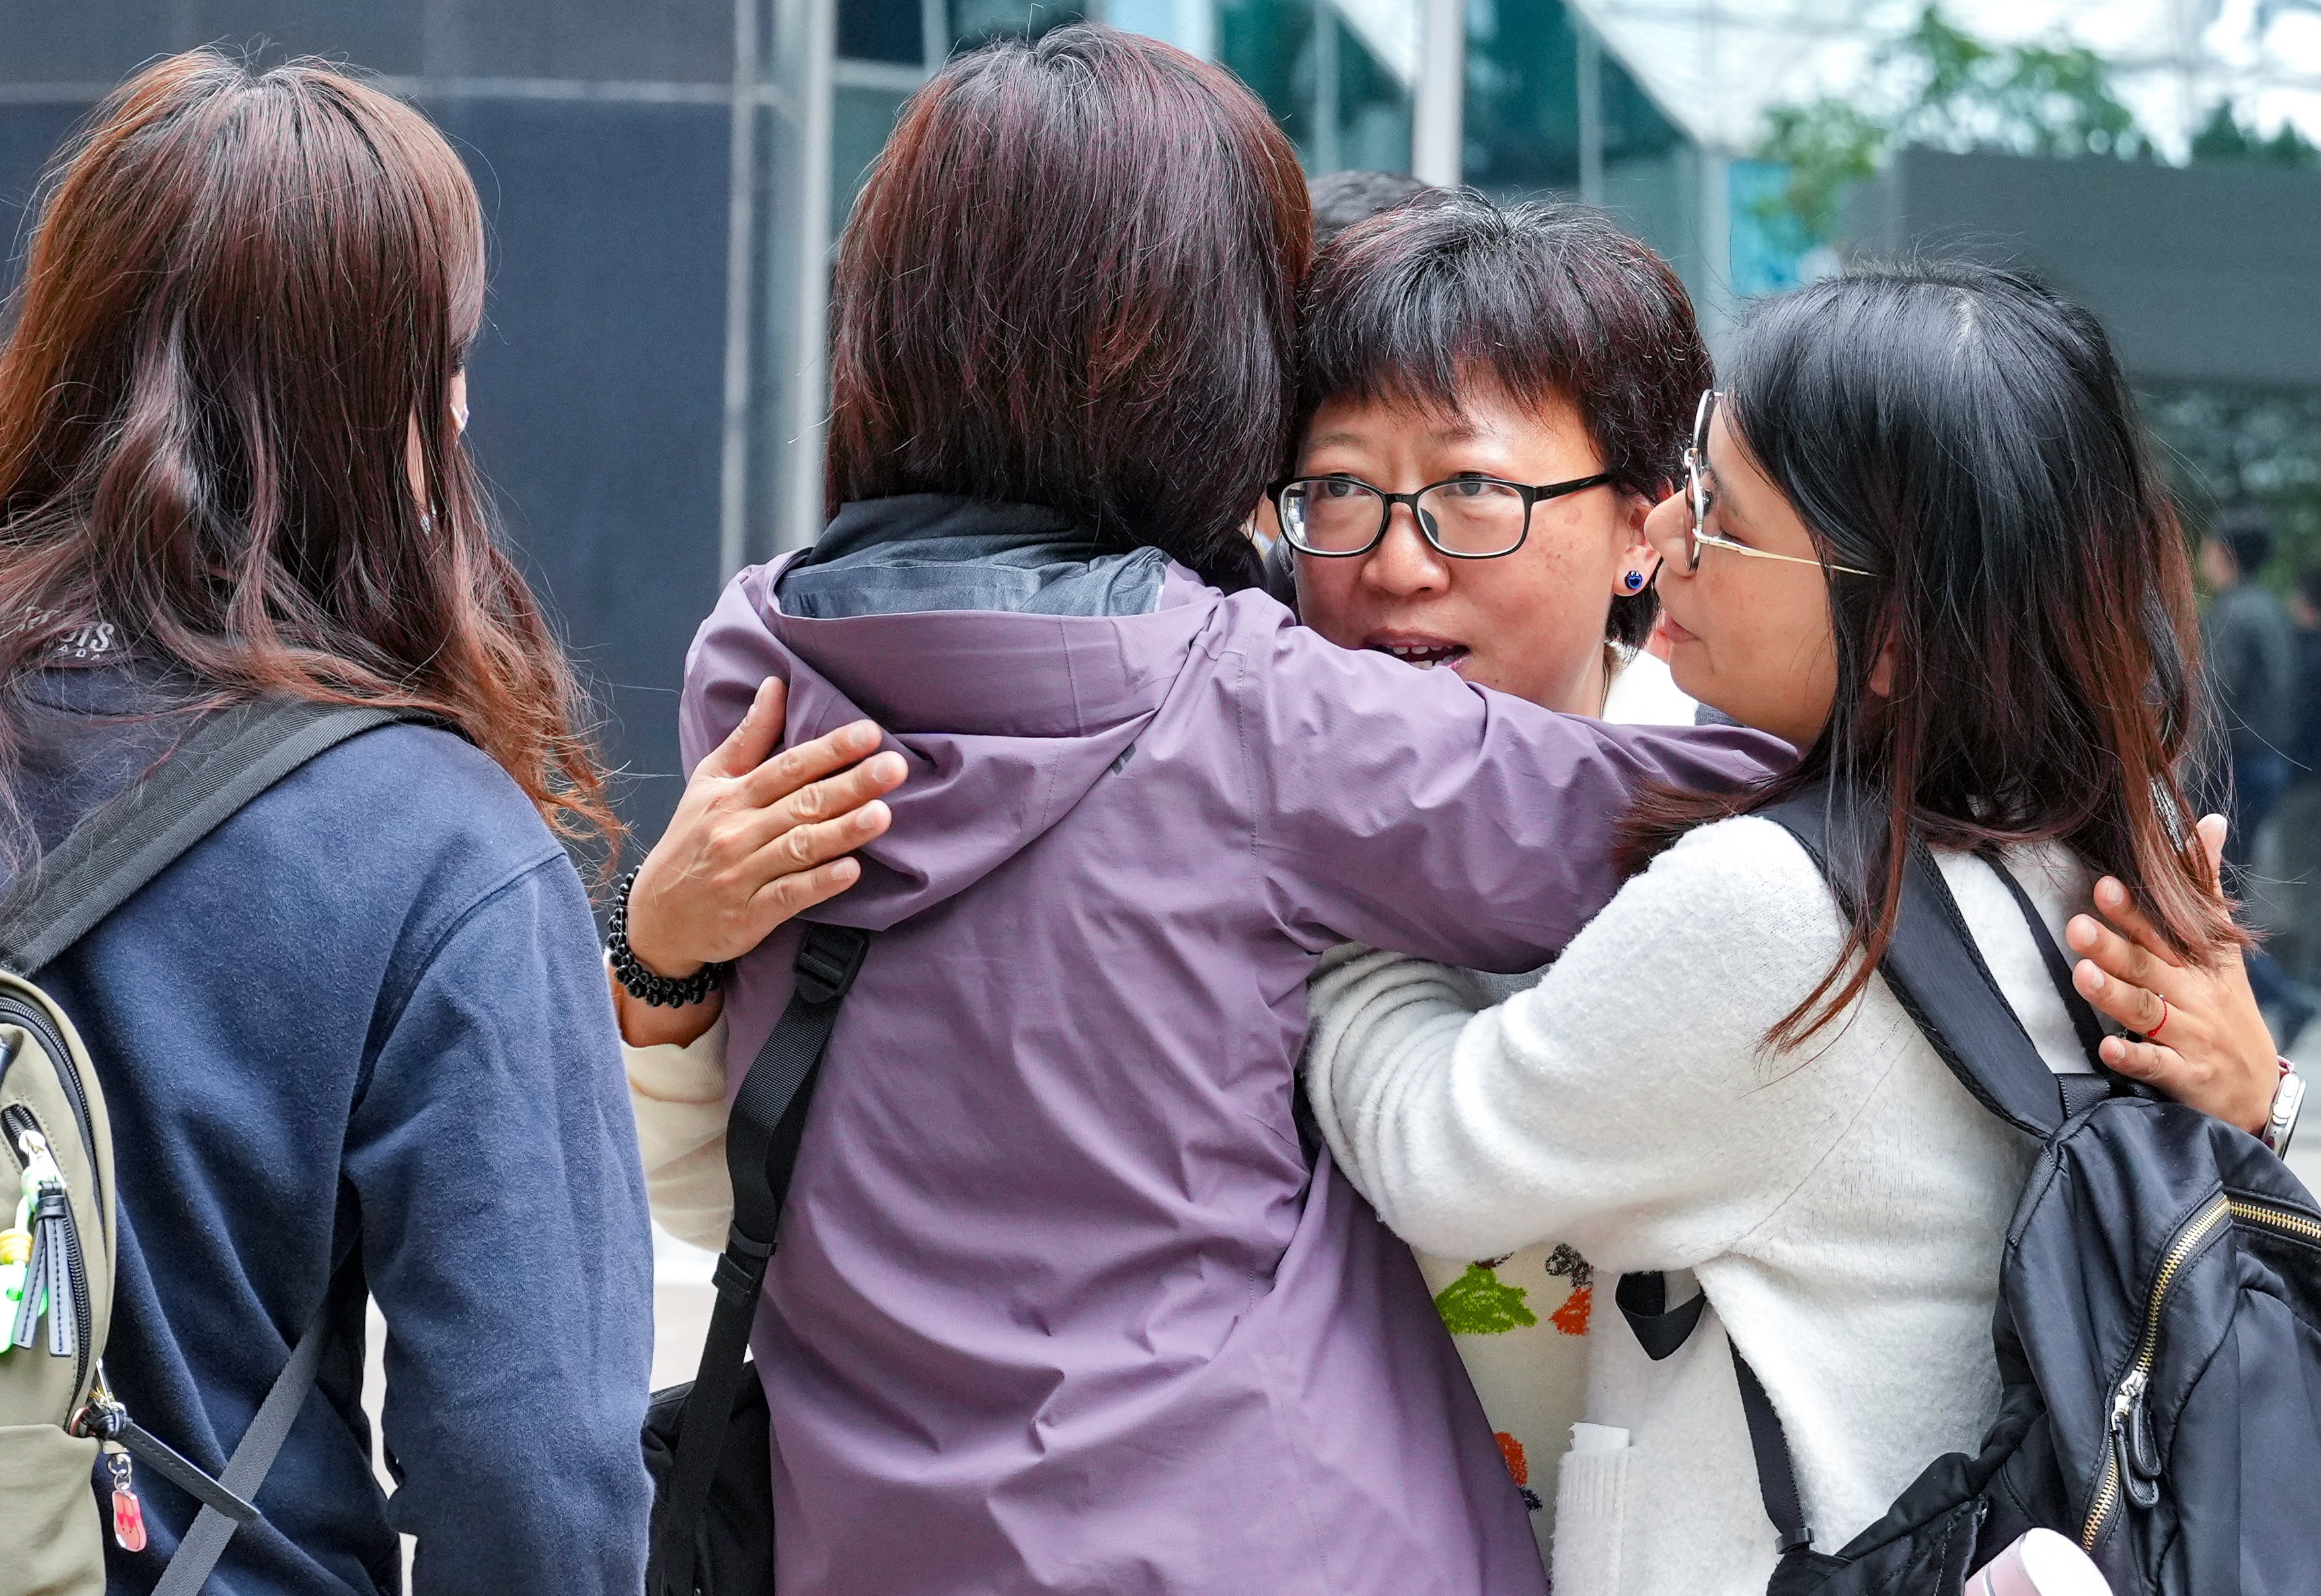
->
xmin=625 ymin=1015 xmax=736 ymax=1250
xmin=344 ymin=857 xmax=654 ymax=1596
xmin=1304 ymin=817 xmax=1903 ymax=1273
xmin=1248 ymin=615 xmax=1789 ymax=972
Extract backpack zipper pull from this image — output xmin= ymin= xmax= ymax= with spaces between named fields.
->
xmin=0 ymin=1128 xmax=47 ymax=1348
xmin=79 ymin=1374 xmax=151 ymax=1552
xmin=75 ymin=1375 xmax=260 ymax=1526
xmin=29 ymin=1185 xmax=75 ymax=1359
xmin=7 ymin=1131 xmax=76 ymax=1358
xmin=2109 ymin=1366 xmax=2161 ymax=1511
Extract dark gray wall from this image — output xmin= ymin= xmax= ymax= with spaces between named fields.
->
xmin=0 ymin=1 xmax=741 ymax=851
xmin=1846 ymin=147 xmax=2321 ymax=390
xmin=0 ymin=0 xmax=731 ymax=88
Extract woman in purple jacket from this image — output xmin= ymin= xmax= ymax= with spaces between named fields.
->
xmin=609 ymin=24 xmax=1773 ymax=1595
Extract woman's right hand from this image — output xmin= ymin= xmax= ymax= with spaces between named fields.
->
xmin=615 ymin=677 xmax=905 ymax=1047
xmin=2065 ymin=814 xmax=2281 ymax=1135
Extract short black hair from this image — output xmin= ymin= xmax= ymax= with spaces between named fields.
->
xmin=1308 ymin=169 xmax=1433 ymax=246
xmin=1297 ymin=192 xmax=1710 ymax=648
xmin=2213 ymin=506 xmax=2275 ymax=581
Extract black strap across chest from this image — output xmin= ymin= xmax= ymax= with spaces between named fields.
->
xmin=1617 ymin=785 xmax=2132 ymax=1560
xmin=651 ymin=923 xmax=872 ymax=1596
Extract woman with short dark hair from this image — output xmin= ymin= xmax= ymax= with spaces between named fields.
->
xmin=1287 ymin=192 xmax=1702 ymax=706
xmin=0 ymin=54 xmax=651 ymax=1591
xmin=622 ymin=23 xmax=1782 ymax=1596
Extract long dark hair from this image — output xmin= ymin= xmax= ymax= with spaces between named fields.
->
xmin=0 ymin=52 xmax=615 ymax=855
xmin=1297 ymin=194 xmax=1709 ymax=650
xmin=825 ymin=23 xmax=1310 ymax=591
xmin=1623 ymin=261 xmax=2233 ymax=1045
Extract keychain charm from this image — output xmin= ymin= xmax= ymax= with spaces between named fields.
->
xmin=105 ymin=1447 xmax=147 ymax=1552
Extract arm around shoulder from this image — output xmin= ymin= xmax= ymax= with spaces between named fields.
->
xmin=1246 ymin=615 xmax=1789 ymax=969
xmin=1306 ymin=816 xmax=1883 ymax=1273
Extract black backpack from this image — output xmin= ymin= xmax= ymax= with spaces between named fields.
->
xmin=1621 ymin=784 xmax=2321 ymax=1595
xmin=643 ymin=923 xmax=872 ymax=1596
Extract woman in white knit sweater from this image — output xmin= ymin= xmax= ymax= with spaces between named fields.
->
xmin=1302 ymin=262 xmax=2289 ymax=1596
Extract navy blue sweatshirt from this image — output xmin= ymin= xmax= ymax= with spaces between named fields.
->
xmin=9 ymin=665 xmax=652 ymax=1595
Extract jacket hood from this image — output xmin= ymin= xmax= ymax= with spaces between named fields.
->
xmin=679 ymin=554 xmax=1225 ymax=928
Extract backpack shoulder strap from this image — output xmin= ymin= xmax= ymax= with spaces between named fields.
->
xmin=1615 ymin=782 xmax=2102 ymax=1568
xmin=651 ymin=921 xmax=871 ymax=1596
xmin=0 ymin=697 xmax=436 ymax=976
xmin=0 ymin=697 xmax=435 ymax=1585
xmin=1757 ymin=784 xmax=2067 ymax=1142
xmin=147 ymin=1250 xmax=360 ymax=1596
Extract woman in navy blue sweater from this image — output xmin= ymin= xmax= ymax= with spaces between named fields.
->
xmin=0 ymin=54 xmax=653 ymax=1594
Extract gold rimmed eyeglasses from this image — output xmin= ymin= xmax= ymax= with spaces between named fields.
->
xmin=1678 ymin=391 xmax=1873 ymax=578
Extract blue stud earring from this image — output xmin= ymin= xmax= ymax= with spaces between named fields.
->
xmin=1622 ymin=569 xmax=1646 ymax=592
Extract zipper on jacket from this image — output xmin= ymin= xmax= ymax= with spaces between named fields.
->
xmin=0 ymin=991 xmax=103 ymax=1239
xmin=2078 ymin=1192 xmax=2321 ymax=1550
xmin=3 ymin=1104 xmax=95 ymax=1411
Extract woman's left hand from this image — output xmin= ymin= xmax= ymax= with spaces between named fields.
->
xmin=2065 ymin=814 xmax=2279 ymax=1134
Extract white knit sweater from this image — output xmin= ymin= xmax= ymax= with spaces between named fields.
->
xmin=1305 ymin=817 xmax=2098 ymax=1596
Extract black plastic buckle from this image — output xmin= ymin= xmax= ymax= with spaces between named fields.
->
xmin=711 ymin=1227 xmax=776 ymax=1305
xmin=792 ymin=924 xmax=872 ymax=1005
xmin=1776 ymin=1526 xmax=1817 ymax=1556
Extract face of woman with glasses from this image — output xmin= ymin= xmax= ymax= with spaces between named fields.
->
xmin=1643 ymin=397 xmax=1843 ymax=747
xmin=1288 ymin=382 xmax=1659 ymax=714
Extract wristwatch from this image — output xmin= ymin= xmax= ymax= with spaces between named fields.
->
xmin=2263 ymin=1058 xmax=2305 ymax=1158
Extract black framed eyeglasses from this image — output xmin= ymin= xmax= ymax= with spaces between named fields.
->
xmin=1273 ymin=471 xmax=1615 ymax=560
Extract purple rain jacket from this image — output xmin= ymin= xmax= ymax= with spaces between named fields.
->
xmin=678 ymin=541 xmax=1782 ymax=1596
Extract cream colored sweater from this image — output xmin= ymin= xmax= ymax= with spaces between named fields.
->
xmin=1304 ymin=818 xmax=2097 ymax=1596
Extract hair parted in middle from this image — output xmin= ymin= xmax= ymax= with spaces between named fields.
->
xmin=0 ymin=49 xmax=614 ymax=860
xmin=1296 ymin=193 xmax=1712 ymax=648
xmin=825 ymin=22 xmax=1311 ymax=591
xmin=1622 ymin=260 xmax=2235 ymax=1046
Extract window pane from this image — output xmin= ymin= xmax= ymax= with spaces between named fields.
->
xmin=1219 ymin=0 xmax=1411 ymax=176
xmin=1466 ymin=0 xmax=1680 ymax=197
xmin=832 ymin=85 xmax=915 ymax=234
xmin=839 ymin=0 xmax=924 ymax=64
xmin=951 ymin=0 xmax=1088 ymax=51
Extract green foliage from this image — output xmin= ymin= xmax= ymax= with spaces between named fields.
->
xmin=2189 ymin=102 xmax=2321 ymax=169
xmin=1433 ymin=1262 xmax=1538 ymax=1336
xmin=1752 ymin=5 xmax=2149 ymax=248
xmin=1759 ymin=100 xmax=1887 ymax=258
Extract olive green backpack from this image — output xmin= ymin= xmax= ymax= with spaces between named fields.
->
xmin=0 ymin=699 xmax=421 ymax=1595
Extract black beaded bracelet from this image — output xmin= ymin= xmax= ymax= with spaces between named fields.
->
xmin=607 ymin=869 xmax=729 ymax=1008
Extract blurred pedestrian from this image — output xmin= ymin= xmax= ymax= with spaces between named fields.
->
xmin=2291 ymin=560 xmax=2321 ymax=776
xmin=2200 ymin=506 xmax=2314 ymax=1040
xmin=0 ymin=54 xmax=652 ymax=1593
